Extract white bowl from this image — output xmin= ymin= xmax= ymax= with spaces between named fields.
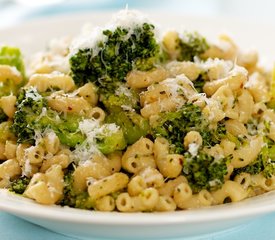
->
xmin=0 ymin=11 xmax=275 ymax=239
xmin=1 ymin=189 xmax=275 ymax=239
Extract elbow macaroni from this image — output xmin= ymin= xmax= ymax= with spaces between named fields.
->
xmin=1 ymin=15 xmax=275 ymax=213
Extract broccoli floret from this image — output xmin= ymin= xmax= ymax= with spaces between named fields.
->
xmin=60 ymin=170 xmax=94 ymax=209
xmin=105 ymin=107 xmax=150 ymax=145
xmin=9 ymin=176 xmax=30 ymax=194
xmin=177 ymin=32 xmax=209 ymax=61
xmin=12 ymin=87 xmax=46 ymax=144
xmin=101 ymin=86 xmax=150 ymax=145
xmin=12 ymin=87 xmax=125 ymax=154
xmin=101 ymin=85 xmax=140 ymax=111
xmin=96 ymin=128 xmax=126 ymax=154
xmin=183 ymin=151 xmax=229 ymax=193
xmin=11 ymin=87 xmax=85 ymax=146
xmin=70 ymin=22 xmax=160 ymax=93
xmin=152 ymin=104 xmax=226 ymax=154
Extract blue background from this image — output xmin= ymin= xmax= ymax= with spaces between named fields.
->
xmin=1 ymin=0 xmax=275 ymax=239
xmin=1 ymin=212 xmax=275 ymax=240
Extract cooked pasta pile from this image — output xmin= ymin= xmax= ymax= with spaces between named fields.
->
xmin=1 ymin=9 xmax=275 ymax=212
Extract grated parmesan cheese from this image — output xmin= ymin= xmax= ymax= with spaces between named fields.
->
xmin=72 ymin=119 xmax=120 ymax=165
xmin=25 ymin=86 xmax=42 ymax=101
xmin=188 ymin=143 xmax=199 ymax=157
xmin=115 ymin=84 xmax=133 ymax=98
xmin=69 ymin=9 xmax=156 ymax=57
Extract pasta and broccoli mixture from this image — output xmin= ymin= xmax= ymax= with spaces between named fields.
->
xmin=1 ymin=9 xmax=275 ymax=212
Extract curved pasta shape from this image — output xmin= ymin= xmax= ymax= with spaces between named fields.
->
xmin=0 ymin=95 xmax=17 ymax=118
xmin=116 ymin=188 xmax=159 ymax=212
xmin=137 ymin=167 xmax=164 ymax=188
xmin=154 ymin=137 xmax=183 ymax=178
xmin=203 ymin=65 xmax=247 ymax=96
xmin=24 ymin=164 xmax=64 ymax=205
xmin=47 ymin=92 xmax=92 ymax=115
xmin=0 ymin=65 xmax=22 ymax=84
xmin=0 ymin=159 xmax=21 ymax=184
xmin=154 ymin=195 xmax=177 ymax=212
xmin=166 ymin=61 xmax=200 ymax=81
xmin=128 ymin=175 xmax=146 ymax=196
xmin=4 ymin=140 xmax=17 ymax=160
xmin=95 ymin=195 xmax=115 ymax=212
xmin=127 ymin=67 xmax=168 ymax=89
xmin=158 ymin=175 xmax=188 ymax=197
xmin=73 ymin=161 xmax=111 ymax=193
xmin=231 ymin=136 xmax=263 ymax=168
xmin=28 ymin=72 xmax=75 ymax=92
xmin=211 ymin=181 xmax=248 ymax=204
xmin=76 ymin=83 xmax=98 ymax=106
xmin=122 ymin=138 xmax=155 ymax=174
xmin=88 ymin=172 xmax=129 ymax=201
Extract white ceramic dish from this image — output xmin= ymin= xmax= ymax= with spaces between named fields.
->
xmin=0 ymin=11 xmax=275 ymax=240
xmin=1 ymin=188 xmax=275 ymax=239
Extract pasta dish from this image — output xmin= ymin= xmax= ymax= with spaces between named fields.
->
xmin=0 ymin=9 xmax=275 ymax=212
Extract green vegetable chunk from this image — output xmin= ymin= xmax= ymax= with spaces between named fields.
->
xmin=152 ymin=103 xmax=226 ymax=154
xmin=96 ymin=128 xmax=126 ymax=154
xmin=177 ymin=32 xmax=209 ymax=61
xmin=106 ymin=108 xmax=150 ymax=145
xmin=70 ymin=23 xmax=160 ymax=93
xmin=183 ymin=152 xmax=229 ymax=193
xmin=11 ymin=87 xmax=85 ymax=146
xmin=9 ymin=176 xmax=30 ymax=194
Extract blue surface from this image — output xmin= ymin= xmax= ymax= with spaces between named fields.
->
xmin=0 ymin=212 xmax=275 ymax=240
xmin=0 ymin=211 xmax=274 ymax=240
xmin=1 ymin=1 xmax=275 ymax=240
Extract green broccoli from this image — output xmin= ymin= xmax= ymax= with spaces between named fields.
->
xmin=105 ymin=107 xmax=150 ymax=145
xmin=152 ymin=103 xmax=226 ymax=154
xmin=96 ymin=128 xmax=126 ymax=154
xmin=183 ymin=151 xmax=229 ymax=193
xmin=11 ymin=87 xmax=89 ymax=146
xmin=12 ymin=87 xmax=126 ymax=154
xmin=12 ymin=87 xmax=126 ymax=153
xmin=70 ymin=22 xmax=160 ymax=93
xmin=177 ymin=32 xmax=209 ymax=61
xmin=59 ymin=170 xmax=94 ymax=209
xmin=101 ymin=85 xmax=140 ymax=111
xmin=101 ymin=85 xmax=150 ymax=145
xmin=9 ymin=176 xmax=30 ymax=194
